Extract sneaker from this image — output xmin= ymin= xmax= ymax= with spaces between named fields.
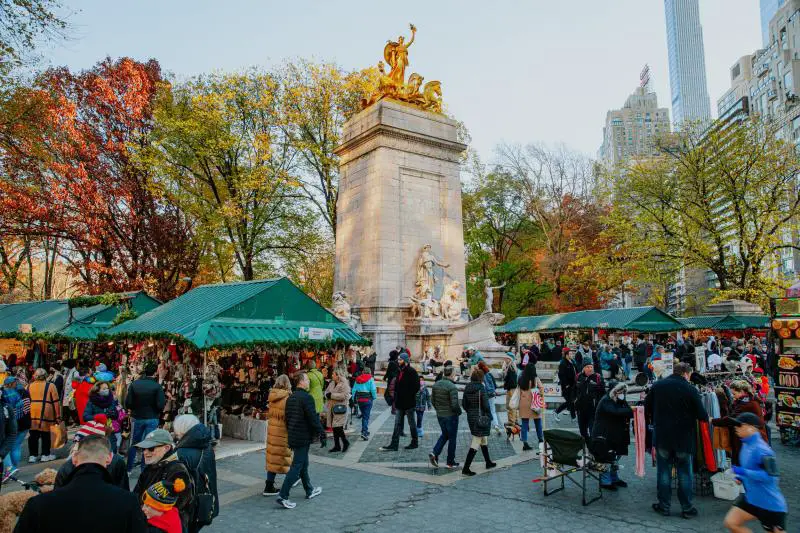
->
xmin=446 ymin=462 xmax=460 ymax=469
xmin=28 ymin=456 xmax=39 ymax=464
xmin=681 ymin=507 xmax=698 ymax=519
xmin=276 ymin=497 xmax=296 ymax=509
xmin=379 ymin=445 xmax=398 ymax=452
xmin=552 ymin=411 xmax=561 ymax=423
xmin=614 ymin=479 xmax=628 ymax=488
xmin=2 ymin=468 xmax=18 ymax=484
xmin=306 ymin=486 xmax=322 ymax=499
xmin=40 ymin=454 xmax=56 ymax=462
xmin=404 ymin=442 xmax=418 ymax=450
xmin=429 ymin=453 xmax=439 ymax=468
xmin=262 ymin=481 xmax=279 ymax=496
xmin=652 ymin=503 xmax=670 ymax=517
xmin=361 ymin=434 xmax=369 ymax=441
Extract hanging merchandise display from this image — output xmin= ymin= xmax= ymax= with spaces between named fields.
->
xmin=771 ymin=297 xmax=800 ymax=443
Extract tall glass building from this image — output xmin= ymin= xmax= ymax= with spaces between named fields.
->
xmin=760 ymin=0 xmax=785 ymax=46
xmin=664 ymin=0 xmax=712 ymax=126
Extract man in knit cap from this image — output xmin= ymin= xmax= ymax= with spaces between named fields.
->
xmin=55 ymin=414 xmax=130 ymax=489
xmin=380 ymin=352 xmax=420 ymax=451
xmin=143 ymin=478 xmax=188 ymax=533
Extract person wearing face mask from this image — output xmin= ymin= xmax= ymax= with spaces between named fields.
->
xmin=712 ymin=380 xmax=767 ymax=466
xmin=591 ymin=382 xmax=633 ymax=490
xmin=83 ymin=380 xmax=125 ymax=453
xmin=55 ymin=414 xmax=130 ymax=489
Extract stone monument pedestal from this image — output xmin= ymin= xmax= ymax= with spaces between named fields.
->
xmin=334 ymin=99 xmax=468 ymax=360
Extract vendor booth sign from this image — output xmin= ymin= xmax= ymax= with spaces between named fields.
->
xmin=299 ymin=327 xmax=333 ymax=341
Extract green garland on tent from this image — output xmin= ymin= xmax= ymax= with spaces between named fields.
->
xmin=111 ymin=308 xmax=138 ymax=326
xmin=97 ymin=331 xmax=192 ymax=347
xmin=0 ymin=331 xmax=74 ymax=343
xmin=197 ymin=337 xmax=371 ymax=352
xmin=68 ymin=293 xmax=124 ymax=309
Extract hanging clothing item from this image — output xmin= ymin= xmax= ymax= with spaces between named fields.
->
xmin=633 ymin=406 xmax=646 ymax=478
xmin=699 ymin=421 xmax=716 ymax=472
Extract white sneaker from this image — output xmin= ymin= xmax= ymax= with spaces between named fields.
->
xmin=276 ymin=497 xmax=296 ymax=509
xmin=306 ymin=486 xmax=322 ymax=499
xmin=552 ymin=411 xmax=561 ymax=423
xmin=28 ymin=456 xmax=39 ymax=464
xmin=40 ymin=454 xmax=57 ymax=462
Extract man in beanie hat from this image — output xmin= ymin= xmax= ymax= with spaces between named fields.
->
xmin=574 ymin=361 xmax=604 ymax=440
xmin=591 ymin=382 xmax=633 ymax=490
xmin=133 ymin=429 xmax=194 ymax=530
xmin=55 ymin=414 xmax=130 ymax=489
xmin=15 ymin=436 xmax=148 ymax=533
xmin=380 ymin=352 xmax=420 ymax=451
xmin=143 ymin=478 xmax=188 ymax=533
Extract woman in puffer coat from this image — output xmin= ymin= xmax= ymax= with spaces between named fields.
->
xmin=263 ymin=374 xmax=292 ymax=496
xmin=591 ymin=382 xmax=632 ymax=490
xmin=461 ymin=368 xmax=496 ymax=476
xmin=325 ymin=369 xmax=351 ymax=453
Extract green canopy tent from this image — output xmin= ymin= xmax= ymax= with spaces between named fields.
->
xmin=496 ymin=306 xmax=683 ymax=334
xmin=105 ymin=277 xmax=369 ymax=350
xmin=0 ymin=291 xmax=162 ymax=342
xmin=677 ymin=314 xmax=770 ymax=331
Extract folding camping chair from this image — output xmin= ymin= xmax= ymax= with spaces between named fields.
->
xmin=538 ymin=428 xmax=604 ymax=506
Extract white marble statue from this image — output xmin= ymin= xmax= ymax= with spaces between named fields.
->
xmin=440 ymin=280 xmax=463 ymax=320
xmin=416 ymin=244 xmax=449 ymax=299
xmin=482 ymin=279 xmax=506 ymax=315
xmin=410 ymin=294 xmax=441 ymax=318
xmin=332 ymin=291 xmax=352 ymax=322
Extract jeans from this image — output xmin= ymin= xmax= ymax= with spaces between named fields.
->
xmin=432 ymin=415 xmax=459 ymax=465
xmin=389 ymin=407 xmax=418 ymax=447
xmin=600 ymin=458 xmax=620 ymax=485
xmin=127 ymin=418 xmax=159 ymax=472
xmin=521 ymin=418 xmax=543 ymax=443
xmin=28 ymin=430 xmax=50 ymax=457
xmin=622 ymin=359 xmax=631 ymax=379
xmin=3 ymin=429 xmax=28 ymax=470
xmin=279 ymin=445 xmax=313 ymax=500
xmin=416 ymin=410 xmax=424 ymax=430
xmin=656 ymin=448 xmax=693 ymax=512
xmin=487 ymin=396 xmax=499 ymax=428
xmin=359 ymin=401 xmax=372 ymax=436
xmin=577 ymin=408 xmax=594 ymax=440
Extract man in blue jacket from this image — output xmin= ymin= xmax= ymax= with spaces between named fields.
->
xmin=723 ymin=412 xmax=787 ymax=533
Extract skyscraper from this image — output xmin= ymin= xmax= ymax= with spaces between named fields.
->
xmin=600 ymin=86 xmax=670 ymax=169
xmin=760 ymin=0 xmax=785 ymax=46
xmin=664 ymin=0 xmax=712 ymax=126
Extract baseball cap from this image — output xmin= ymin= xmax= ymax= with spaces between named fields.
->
xmin=729 ymin=412 xmax=764 ymax=429
xmin=135 ymin=428 xmax=174 ymax=449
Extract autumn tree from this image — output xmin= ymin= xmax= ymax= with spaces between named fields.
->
xmin=147 ymin=70 xmax=322 ymax=281
xmin=611 ymin=118 xmax=800 ymax=305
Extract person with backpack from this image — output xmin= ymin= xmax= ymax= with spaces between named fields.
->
xmin=575 ymin=362 xmax=604 ymax=440
xmin=351 ymin=368 xmax=377 ymax=441
xmin=2 ymin=376 xmax=28 ymax=482
xmin=174 ymin=414 xmax=219 ymax=532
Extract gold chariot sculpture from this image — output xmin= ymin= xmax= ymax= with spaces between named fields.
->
xmin=361 ymin=24 xmax=443 ymax=113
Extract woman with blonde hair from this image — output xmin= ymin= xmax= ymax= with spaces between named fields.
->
xmin=27 ymin=368 xmax=61 ymax=462
xmin=325 ymin=369 xmax=351 ymax=453
xmin=263 ymin=374 xmax=293 ymax=496
xmin=712 ymin=380 xmax=767 ymax=465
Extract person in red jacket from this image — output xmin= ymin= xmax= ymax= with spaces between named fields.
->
xmin=73 ymin=369 xmax=94 ymax=425
xmin=142 ymin=477 xmax=187 ymax=533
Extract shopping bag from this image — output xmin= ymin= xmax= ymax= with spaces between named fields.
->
xmin=509 ymin=388 xmax=520 ymax=410
xmin=50 ymin=421 xmax=67 ymax=450
xmin=530 ymin=389 xmax=543 ymax=415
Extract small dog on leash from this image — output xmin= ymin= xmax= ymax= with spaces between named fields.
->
xmin=505 ymin=422 xmax=521 ymax=441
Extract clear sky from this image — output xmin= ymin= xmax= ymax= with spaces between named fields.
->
xmin=47 ymin=0 xmax=761 ymax=160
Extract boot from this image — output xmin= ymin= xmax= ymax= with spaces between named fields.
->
xmin=462 ymin=448 xmax=477 ymax=476
xmin=481 ymin=445 xmax=496 ymax=469
xmin=262 ymin=480 xmax=279 ymax=496
xmin=404 ymin=439 xmax=419 ymax=450
xmin=342 ymin=438 xmax=350 ymax=453
xmin=522 ymin=441 xmax=533 ymax=451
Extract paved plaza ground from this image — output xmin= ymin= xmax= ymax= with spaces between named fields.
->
xmin=8 ymin=402 xmax=800 ymax=532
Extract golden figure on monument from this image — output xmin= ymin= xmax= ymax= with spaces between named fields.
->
xmin=362 ymin=23 xmax=443 ymax=113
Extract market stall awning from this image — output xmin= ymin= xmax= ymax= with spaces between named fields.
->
xmin=106 ymin=278 xmax=369 ymax=349
xmin=0 ymin=292 xmax=161 ymax=341
xmin=677 ymin=314 xmax=770 ymax=331
xmin=496 ymin=306 xmax=682 ymax=334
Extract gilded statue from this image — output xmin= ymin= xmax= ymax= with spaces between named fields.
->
xmin=362 ymin=24 xmax=443 ymax=113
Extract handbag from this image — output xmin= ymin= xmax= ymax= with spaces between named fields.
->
xmin=476 ymin=390 xmax=491 ymax=432
xmin=194 ymin=448 xmax=216 ymax=526
xmin=332 ymin=404 xmax=347 ymax=415
xmin=50 ymin=421 xmax=67 ymax=450
xmin=509 ymin=388 xmax=520 ymax=410
xmin=530 ymin=388 xmax=543 ymax=415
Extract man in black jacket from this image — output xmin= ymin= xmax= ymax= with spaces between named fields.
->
xmin=56 ymin=419 xmax=129 ymax=490
xmin=380 ymin=353 xmax=420 ymax=451
xmin=553 ymin=347 xmax=578 ymax=422
xmin=125 ymin=361 xmax=166 ymax=473
xmin=645 ymin=362 xmax=708 ymax=519
xmin=277 ymin=372 xmax=324 ymax=509
xmin=15 ymin=436 xmax=147 ymax=533
xmin=133 ymin=429 xmax=194 ymax=530
xmin=574 ymin=361 xmax=604 ymax=439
